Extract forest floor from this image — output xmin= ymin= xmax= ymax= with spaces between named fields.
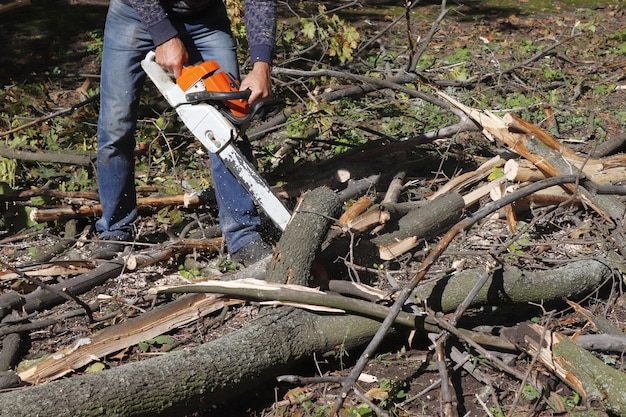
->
xmin=1 ymin=0 xmax=626 ymax=416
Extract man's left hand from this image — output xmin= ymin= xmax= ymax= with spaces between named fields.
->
xmin=240 ymin=61 xmax=272 ymax=105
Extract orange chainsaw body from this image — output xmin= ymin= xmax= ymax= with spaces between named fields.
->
xmin=176 ymin=60 xmax=250 ymax=118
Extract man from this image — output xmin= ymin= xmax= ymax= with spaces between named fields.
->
xmin=94 ymin=0 xmax=275 ymax=265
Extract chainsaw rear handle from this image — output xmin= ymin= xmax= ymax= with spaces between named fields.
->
xmin=186 ymin=89 xmax=251 ymax=103
xmin=186 ymin=91 xmax=283 ymax=125
xmin=221 ymin=96 xmax=284 ymax=125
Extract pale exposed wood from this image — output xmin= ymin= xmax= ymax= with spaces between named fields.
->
xmin=503 ymin=186 xmax=518 ymax=232
xmin=0 ymin=261 xmax=94 ymax=281
xmin=504 ymin=159 xmax=546 ymax=182
xmin=152 ymin=278 xmax=418 ymax=328
xmin=337 ymin=196 xmax=373 ymax=226
xmin=378 ymin=236 xmax=419 ymax=261
xmin=348 ymin=206 xmax=391 ymax=232
xmin=18 ymin=294 xmax=239 ymax=384
xmin=429 ymin=155 xmax=504 ymax=200
xmin=461 ymin=176 xmax=506 ymax=206
xmin=505 ymin=158 xmax=626 ymax=185
xmin=438 ymin=92 xmax=626 ymax=224
xmin=382 ymin=171 xmax=405 ymax=203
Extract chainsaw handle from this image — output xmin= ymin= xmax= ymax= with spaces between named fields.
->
xmin=185 ymin=89 xmax=251 ymax=103
xmin=221 ymin=97 xmax=284 ymax=125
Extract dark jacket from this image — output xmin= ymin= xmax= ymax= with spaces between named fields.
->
xmin=124 ymin=0 xmax=275 ymax=63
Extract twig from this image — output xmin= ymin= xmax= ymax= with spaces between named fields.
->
xmin=355 ymin=0 xmax=419 ymax=57
xmin=434 ymin=336 xmax=456 ymax=416
xmin=353 ymin=387 xmax=389 ymax=417
xmin=272 ymin=67 xmax=443 ymax=107
xmin=277 ymin=375 xmax=344 ymax=385
xmin=329 ymin=175 xmax=580 ymax=415
xmin=408 ymin=2 xmax=448 ymax=72
xmin=400 ymin=352 xmax=470 ymax=406
xmin=429 ymin=311 xmax=527 ymax=381
xmin=497 ymin=35 xmax=580 ymax=77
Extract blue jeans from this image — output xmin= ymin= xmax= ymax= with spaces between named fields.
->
xmin=97 ymin=0 xmax=261 ymax=253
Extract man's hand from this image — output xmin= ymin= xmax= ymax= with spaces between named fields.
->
xmin=240 ymin=61 xmax=272 ymax=105
xmin=155 ymin=37 xmax=189 ymax=78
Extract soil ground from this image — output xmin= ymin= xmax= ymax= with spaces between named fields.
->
xmin=1 ymin=1 xmax=626 ymax=416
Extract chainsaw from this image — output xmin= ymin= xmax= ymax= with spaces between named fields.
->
xmin=141 ymin=51 xmax=291 ymax=231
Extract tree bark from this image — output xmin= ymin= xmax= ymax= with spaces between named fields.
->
xmin=411 ymin=260 xmax=611 ymax=313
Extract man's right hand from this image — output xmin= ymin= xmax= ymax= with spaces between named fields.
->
xmin=155 ymin=37 xmax=189 ymax=78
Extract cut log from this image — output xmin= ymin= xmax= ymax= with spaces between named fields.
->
xmin=504 ymin=159 xmax=546 ymax=182
xmin=411 ymin=260 xmax=611 ymax=313
xmin=505 ymin=158 xmax=626 ymax=185
xmin=125 ymin=238 xmax=222 ymax=270
xmin=337 ymin=196 xmax=373 ymax=226
xmin=372 ymin=192 xmax=465 ymax=260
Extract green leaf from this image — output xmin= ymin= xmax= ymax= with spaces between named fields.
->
xmin=302 ymin=20 xmax=316 ymax=39
xmin=153 ymin=335 xmax=175 ymax=345
xmin=85 ymin=362 xmax=106 ymax=373
xmin=488 ymin=166 xmax=505 ymax=180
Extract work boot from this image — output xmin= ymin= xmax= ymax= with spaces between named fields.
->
xmin=89 ymin=236 xmax=127 ymax=260
xmin=230 ymin=240 xmax=273 ymax=266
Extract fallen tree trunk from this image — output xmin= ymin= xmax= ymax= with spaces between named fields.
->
xmin=0 ymin=307 xmax=386 ymax=417
xmin=411 ymin=259 xmax=612 ymax=313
